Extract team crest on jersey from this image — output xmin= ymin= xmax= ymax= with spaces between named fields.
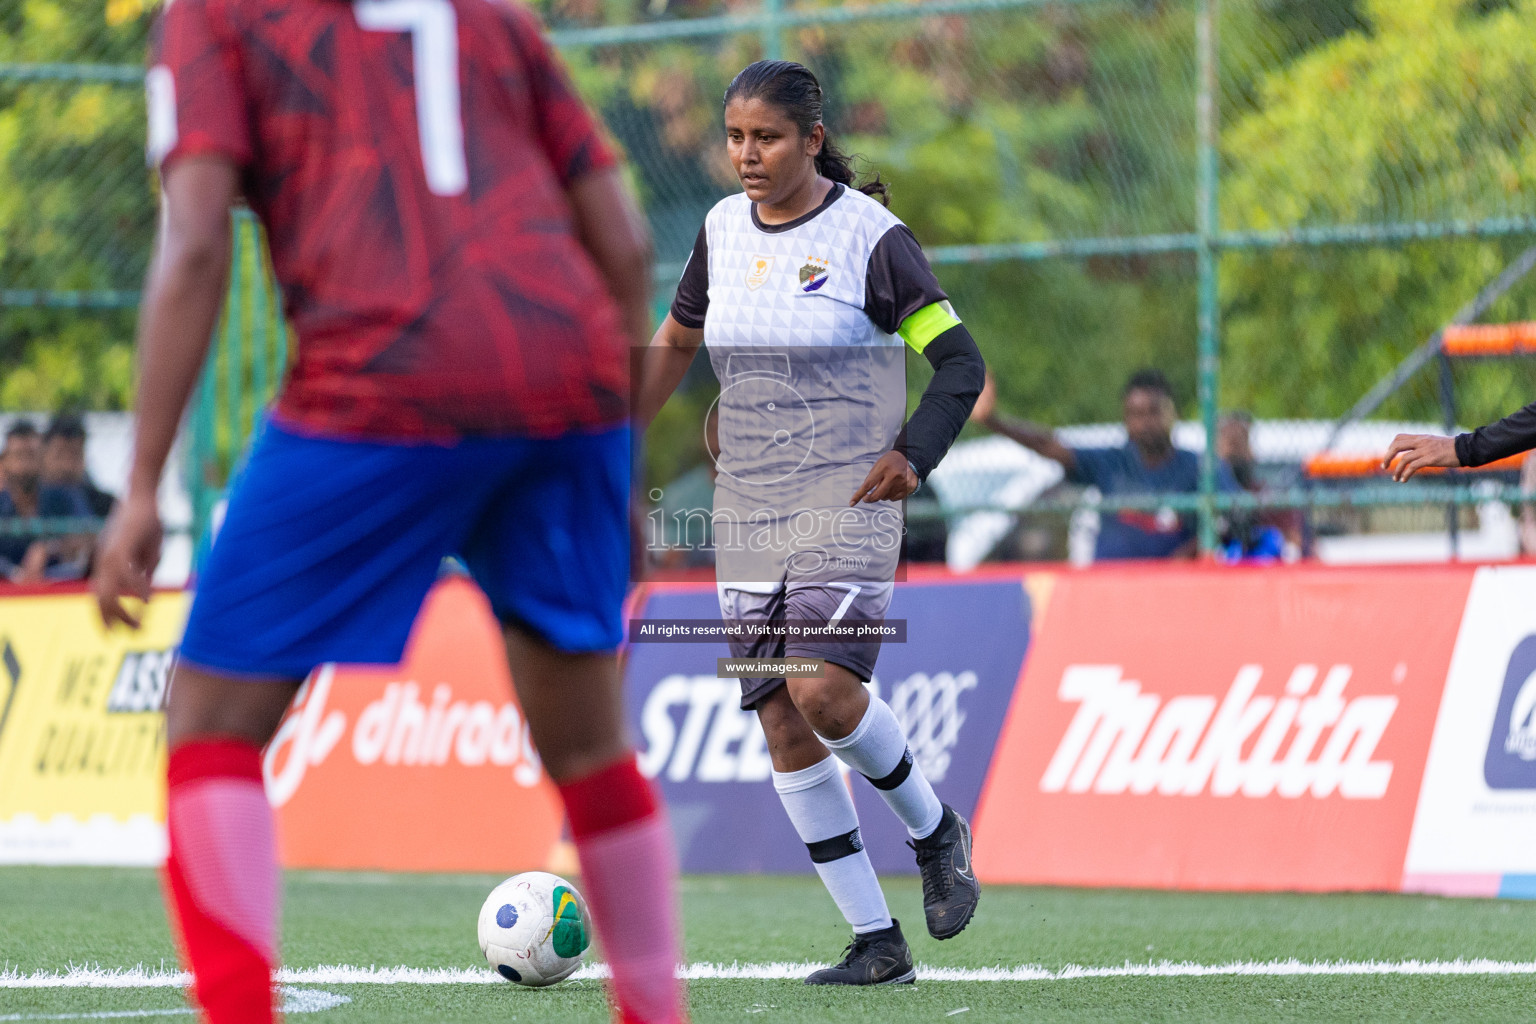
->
xmin=799 ymin=257 xmax=830 ymax=292
xmin=745 ymin=255 xmax=775 ymax=290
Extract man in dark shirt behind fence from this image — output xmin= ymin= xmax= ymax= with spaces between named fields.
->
xmin=973 ymin=368 xmax=1237 ymax=560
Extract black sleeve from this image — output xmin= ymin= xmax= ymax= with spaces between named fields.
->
xmin=864 ymin=226 xmax=948 ymax=336
xmin=1457 ymin=399 xmax=1536 ymax=467
xmin=893 ymin=323 xmax=986 ymax=481
xmin=668 ymin=223 xmax=709 ymax=328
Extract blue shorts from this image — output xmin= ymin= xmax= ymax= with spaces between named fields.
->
xmin=179 ymin=419 xmax=630 ymax=679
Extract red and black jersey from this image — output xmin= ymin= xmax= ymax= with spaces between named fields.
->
xmin=148 ymin=0 xmax=628 ymax=440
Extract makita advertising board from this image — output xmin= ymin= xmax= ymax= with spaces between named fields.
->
xmin=1404 ymin=566 xmax=1536 ymax=897
xmin=624 ymin=577 xmax=1033 ymax=873
xmin=973 ymin=566 xmax=1472 ymax=892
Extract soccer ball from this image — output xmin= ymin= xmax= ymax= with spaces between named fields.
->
xmin=477 ymin=871 xmax=592 ymax=987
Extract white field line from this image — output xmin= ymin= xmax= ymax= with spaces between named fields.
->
xmin=0 ymin=1013 xmax=192 ymax=1022
xmin=0 ymin=987 xmax=349 ymax=1020
xmin=6 ymin=959 xmax=1536 ymax=989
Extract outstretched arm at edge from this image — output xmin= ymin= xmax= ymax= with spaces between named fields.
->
xmin=1385 ymin=399 xmax=1536 ymax=481
xmin=1457 ymin=400 xmax=1536 ymax=468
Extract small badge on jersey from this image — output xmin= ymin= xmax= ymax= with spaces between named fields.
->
xmin=746 ymin=255 xmax=775 ymax=291
xmin=799 ymin=257 xmax=830 ymax=293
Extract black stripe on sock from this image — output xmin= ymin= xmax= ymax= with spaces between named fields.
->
xmin=865 ymin=747 xmax=914 ymax=791
xmin=806 ymin=828 xmax=865 ymax=864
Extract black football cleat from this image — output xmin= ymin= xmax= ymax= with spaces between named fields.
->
xmin=910 ymin=804 xmax=980 ymax=940
xmin=804 ymin=919 xmax=917 ymax=986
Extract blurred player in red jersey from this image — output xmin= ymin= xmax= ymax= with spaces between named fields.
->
xmin=90 ymin=2 xmax=683 ymax=1022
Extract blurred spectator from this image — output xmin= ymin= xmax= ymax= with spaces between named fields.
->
xmin=44 ymin=414 xmax=116 ymax=519
xmin=972 ymin=368 xmax=1237 ymax=560
xmin=0 ymin=421 xmax=93 ymax=583
xmin=1217 ymin=411 xmax=1258 ymax=491
xmin=1215 ymin=410 xmax=1300 ymax=561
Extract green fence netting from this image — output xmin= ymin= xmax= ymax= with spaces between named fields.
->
xmin=2 ymin=0 xmax=1534 ymax=558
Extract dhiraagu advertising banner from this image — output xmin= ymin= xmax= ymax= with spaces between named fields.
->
xmin=264 ymin=576 xmax=566 ymax=873
xmin=0 ymin=588 xmax=189 ymax=865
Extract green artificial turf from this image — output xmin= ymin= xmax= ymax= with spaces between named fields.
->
xmin=5 ymin=867 xmax=1536 ymax=1021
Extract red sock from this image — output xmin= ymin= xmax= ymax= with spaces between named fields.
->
xmin=164 ymin=739 xmax=279 ymax=1024
xmin=559 ymin=756 xmax=684 ymax=1024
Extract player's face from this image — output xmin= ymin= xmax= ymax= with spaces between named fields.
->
xmin=1123 ymin=388 xmax=1175 ymax=452
xmin=724 ymin=97 xmax=822 ymax=207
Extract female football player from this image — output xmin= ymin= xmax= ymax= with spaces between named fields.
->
xmin=637 ymin=60 xmax=985 ymax=985
xmin=93 ymin=2 xmax=681 ymax=1021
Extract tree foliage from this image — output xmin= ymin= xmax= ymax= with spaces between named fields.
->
xmin=1219 ymin=0 xmax=1536 ymax=425
xmin=0 ymin=0 xmax=149 ymax=410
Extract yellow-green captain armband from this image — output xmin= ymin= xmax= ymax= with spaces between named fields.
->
xmin=897 ymin=301 xmax=962 ymax=354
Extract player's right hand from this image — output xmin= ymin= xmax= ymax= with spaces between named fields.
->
xmin=92 ymin=492 xmax=163 ymax=630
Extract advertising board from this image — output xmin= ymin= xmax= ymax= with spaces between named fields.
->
xmin=265 ymin=575 xmax=565 ymax=872
xmin=1403 ymin=566 xmax=1536 ymax=897
xmin=973 ymin=566 xmax=1472 ymax=891
xmin=624 ymin=577 xmax=1033 ymax=873
xmin=0 ymin=589 xmax=188 ymax=865
xmin=0 ymin=563 xmax=1506 ymax=891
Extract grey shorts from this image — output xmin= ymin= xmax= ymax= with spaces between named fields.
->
xmin=717 ymin=581 xmax=895 ymax=709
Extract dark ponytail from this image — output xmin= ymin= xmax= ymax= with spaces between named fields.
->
xmin=723 ymin=60 xmax=889 ymax=206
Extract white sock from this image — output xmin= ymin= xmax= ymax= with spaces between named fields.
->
xmin=820 ymin=697 xmax=945 ymax=840
xmin=773 ymin=757 xmax=893 ymax=934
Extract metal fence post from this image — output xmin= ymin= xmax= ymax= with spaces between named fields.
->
xmin=246 ymin=214 xmax=269 ymax=435
xmin=223 ymin=224 xmax=244 ymax=485
xmin=761 ymin=0 xmax=782 ymax=60
xmin=1195 ymin=0 xmax=1220 ymax=553
xmin=189 ymin=332 xmax=220 ymax=557
xmin=1438 ymin=350 xmax=1460 ymax=558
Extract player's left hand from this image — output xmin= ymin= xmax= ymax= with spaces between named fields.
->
xmin=850 ymin=450 xmax=919 ymax=505
xmin=1384 ymin=433 xmax=1460 ymax=481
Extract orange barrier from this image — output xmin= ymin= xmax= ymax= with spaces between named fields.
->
xmin=1306 ymin=450 xmax=1526 ymax=479
xmin=1441 ymin=322 xmax=1536 ymax=357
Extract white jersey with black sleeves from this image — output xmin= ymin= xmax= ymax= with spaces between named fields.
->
xmin=670 ymin=183 xmax=953 ymax=511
